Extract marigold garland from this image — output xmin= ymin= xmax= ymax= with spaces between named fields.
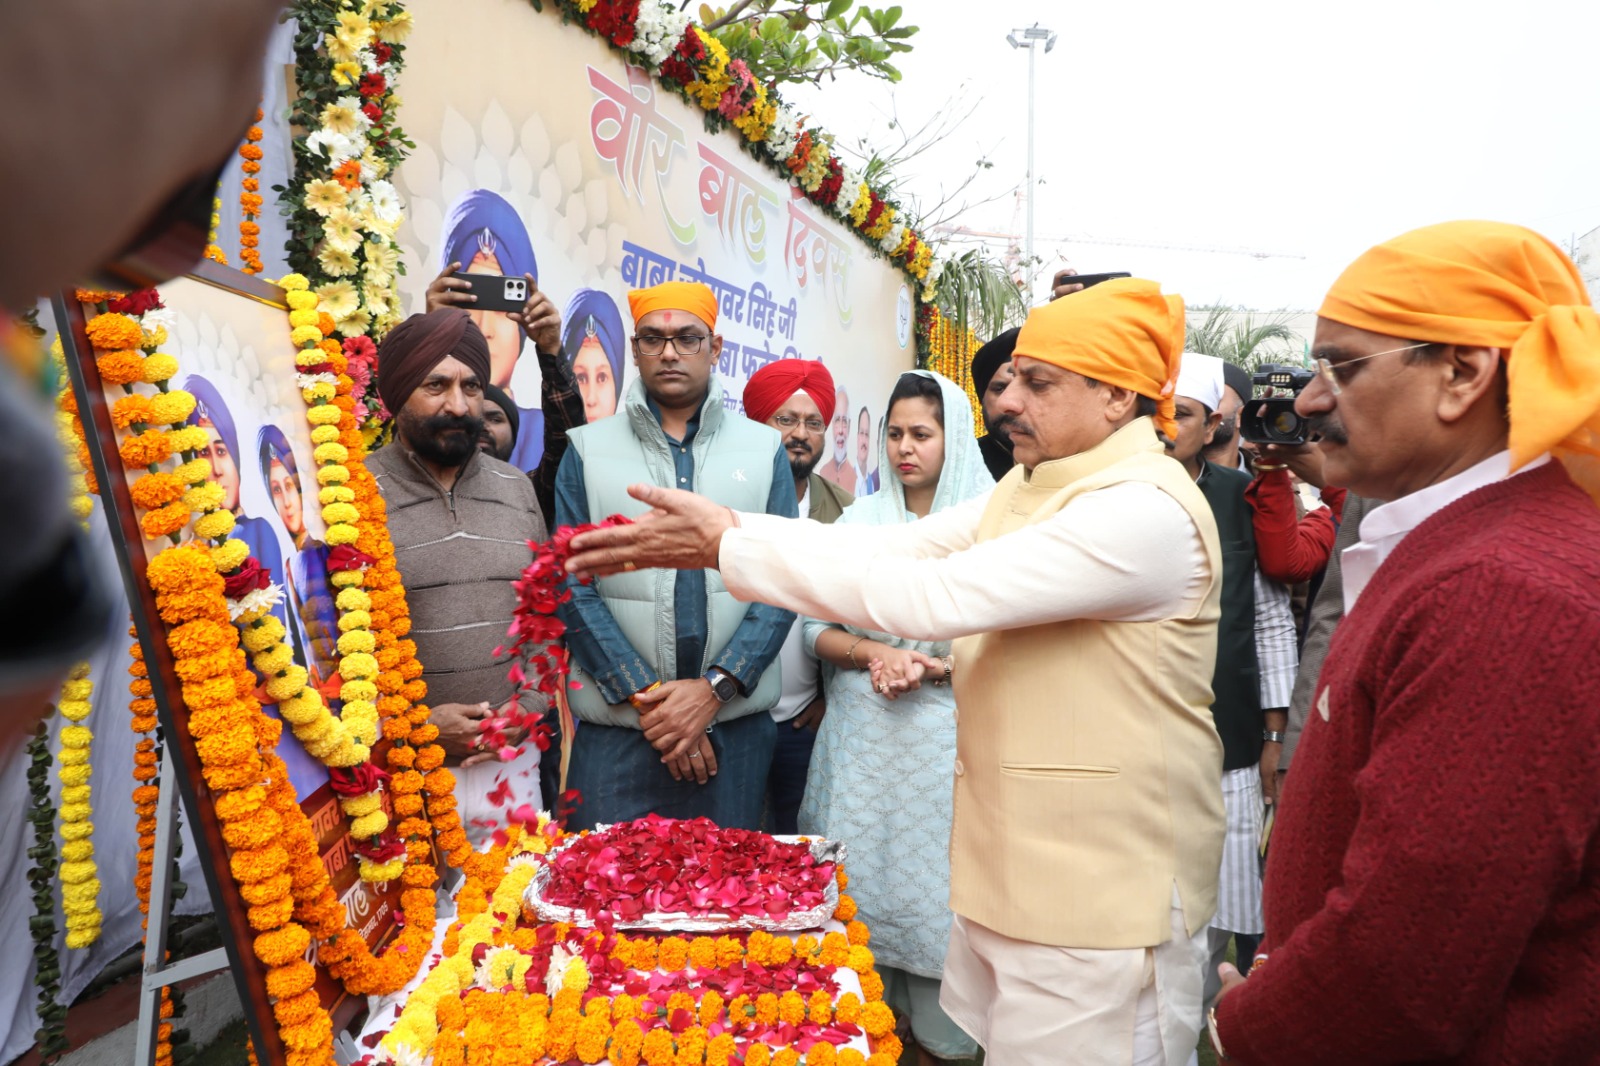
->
xmin=239 ymin=110 xmax=266 ymax=275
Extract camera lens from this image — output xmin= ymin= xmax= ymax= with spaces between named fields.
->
xmin=1271 ymin=410 xmax=1302 ymax=439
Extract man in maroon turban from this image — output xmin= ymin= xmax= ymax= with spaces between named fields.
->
xmin=368 ymin=306 xmax=564 ymax=843
xmin=741 ymin=359 xmax=854 ymax=832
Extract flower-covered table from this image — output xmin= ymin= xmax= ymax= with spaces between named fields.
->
xmin=358 ymin=817 xmax=903 ymax=1066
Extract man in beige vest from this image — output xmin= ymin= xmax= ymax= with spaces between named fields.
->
xmin=565 ymin=279 xmax=1226 ymax=1066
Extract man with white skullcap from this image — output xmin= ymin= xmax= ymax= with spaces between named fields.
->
xmin=1167 ymin=352 xmax=1297 ymax=1024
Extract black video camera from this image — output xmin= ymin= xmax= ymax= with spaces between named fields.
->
xmin=1240 ymin=364 xmax=1317 ymax=445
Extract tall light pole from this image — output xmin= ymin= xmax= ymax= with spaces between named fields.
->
xmin=1007 ymin=24 xmax=1057 ymax=303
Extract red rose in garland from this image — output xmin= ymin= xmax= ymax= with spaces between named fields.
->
xmin=108 ymin=289 xmax=164 ymax=316
xmin=660 ymin=25 xmax=706 ymax=86
xmin=585 ymin=0 xmax=640 ymax=47
xmin=221 ymin=556 xmax=270 ymax=598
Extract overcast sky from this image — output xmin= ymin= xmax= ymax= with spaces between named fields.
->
xmin=788 ymin=0 xmax=1600 ymax=312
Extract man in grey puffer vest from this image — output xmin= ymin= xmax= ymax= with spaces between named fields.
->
xmin=555 ymin=280 xmax=795 ymax=831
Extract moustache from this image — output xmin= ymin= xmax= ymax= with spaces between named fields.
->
xmin=786 ymin=440 xmax=814 ymax=457
xmin=1306 ymin=414 xmax=1348 ymax=445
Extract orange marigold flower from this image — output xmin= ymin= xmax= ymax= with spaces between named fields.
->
xmin=834 ymin=893 xmax=858 ymax=921
xmin=85 ymin=313 xmax=143 ymax=351
xmin=98 ymin=350 xmax=148 ymax=386
xmin=140 ymin=502 xmax=191 ymax=540
xmin=754 ymin=992 xmax=779 ymax=1026
xmin=688 ymin=936 xmax=717 ymax=970
xmin=777 ymin=990 xmax=806 ymax=1027
xmin=119 ymin=430 xmax=174 ymax=470
xmin=130 ymin=471 xmax=185 ymax=509
xmin=658 ymin=937 xmax=689 ymax=972
xmin=112 ymin=393 xmax=155 ymax=429
xmin=846 ymin=920 xmax=870 ymax=946
xmin=859 ymin=969 xmax=885 ymax=1003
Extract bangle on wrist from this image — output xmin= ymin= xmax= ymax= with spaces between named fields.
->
xmin=846 ymin=636 xmax=867 ymax=670
xmin=1262 ymin=729 xmax=1285 ymax=743
xmin=1254 ymin=462 xmax=1288 ymax=472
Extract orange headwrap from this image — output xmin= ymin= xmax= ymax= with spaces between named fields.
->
xmin=1320 ymin=220 xmax=1600 ymax=496
xmin=1012 ymin=277 xmax=1185 ymax=438
xmin=627 ymin=281 xmax=719 ymax=331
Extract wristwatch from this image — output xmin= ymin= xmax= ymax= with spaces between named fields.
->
xmin=1262 ymin=729 xmax=1286 ymax=744
xmin=704 ymin=668 xmax=740 ymax=704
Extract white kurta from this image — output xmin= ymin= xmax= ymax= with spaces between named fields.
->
xmin=720 ymin=479 xmax=1214 ymax=1066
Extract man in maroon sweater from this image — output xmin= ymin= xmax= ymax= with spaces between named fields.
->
xmin=1209 ymin=220 xmax=1600 ymax=1065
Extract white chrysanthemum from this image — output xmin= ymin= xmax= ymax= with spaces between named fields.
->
xmin=835 ymin=178 xmax=867 ymax=219
xmin=367 ymin=180 xmax=403 ymax=226
xmin=544 ymin=944 xmax=577 ymax=998
xmin=140 ymin=307 xmax=178 ymax=336
xmin=296 ymin=372 xmax=339 ymax=391
xmin=879 ymin=221 xmax=907 ymax=254
xmin=475 ymin=945 xmax=522 ymax=991
xmin=765 ymin=104 xmax=803 ymax=162
xmin=382 ymin=1042 xmax=427 ymax=1066
xmin=228 ymin=583 xmax=286 ymax=621
xmin=305 ymin=128 xmax=360 ymax=166
xmin=628 ymin=0 xmax=691 ymax=66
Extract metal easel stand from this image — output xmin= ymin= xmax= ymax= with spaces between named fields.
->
xmin=130 ymin=755 xmax=230 ymax=1066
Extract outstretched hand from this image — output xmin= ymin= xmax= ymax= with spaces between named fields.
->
xmin=566 ymin=484 xmax=737 ymax=579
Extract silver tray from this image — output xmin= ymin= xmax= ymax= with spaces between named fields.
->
xmin=525 ymin=833 xmax=847 ymax=933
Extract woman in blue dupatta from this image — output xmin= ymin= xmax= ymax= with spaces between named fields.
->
xmin=799 ymin=370 xmax=993 ymax=1065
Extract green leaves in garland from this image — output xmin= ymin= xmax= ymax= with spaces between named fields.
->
xmin=27 ymin=724 xmax=69 ymax=1063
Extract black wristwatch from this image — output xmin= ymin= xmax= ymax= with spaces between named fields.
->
xmin=1262 ymin=729 xmax=1286 ymax=744
xmin=704 ymin=668 xmax=740 ymax=703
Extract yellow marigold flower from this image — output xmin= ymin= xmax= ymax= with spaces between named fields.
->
xmin=327 ymin=522 xmax=360 ymax=545
xmin=57 ymin=700 xmax=92 ymax=724
xmin=252 ymin=643 xmax=295 ymax=676
xmin=193 ymin=510 xmax=236 ymax=540
xmin=303 ymin=382 xmax=338 ymax=404
xmin=278 ymin=273 xmax=311 ymax=291
xmin=323 ymin=502 xmax=360 ymax=526
xmin=184 ymin=482 xmax=226 ymax=513
xmin=210 ymin=540 xmax=249 ymax=573
xmin=288 ymin=308 xmax=321 ymax=330
xmin=318 ymin=483 xmax=356 ymax=505
xmin=350 ymin=809 xmax=388 ymax=838
xmin=317 ymin=464 xmax=350 ymax=486
xmin=307 ymin=403 xmax=344 ymax=426
xmin=266 ymin=663 xmax=309 ymax=698
xmin=286 ymin=289 xmax=319 ymax=311
xmin=58 ymin=764 xmax=92 ymax=788
xmin=241 ymin=615 xmax=287 ymax=651
xmin=60 ymin=858 xmax=97 ymax=883
xmin=847 ymin=945 xmax=875 ymax=974
xmin=336 ymin=609 xmax=372 ymax=633
xmin=59 ymin=785 xmax=91 ymax=806
xmin=174 ymin=458 xmax=211 ymax=485
xmin=337 ymin=630 xmax=376 ymax=656
xmin=290 ymin=325 xmax=323 ymax=347
xmin=168 ymin=426 xmax=212 ymax=454
xmin=58 ymin=748 xmax=90 ymax=767
xmin=335 ymin=588 xmax=372 ymax=613
xmin=331 ymin=570 xmax=364 ymax=589
xmin=341 ymin=652 xmax=379 ymax=680
xmin=314 ymin=441 xmax=350 ymax=465
xmin=310 ymin=425 xmax=341 ymax=446
xmin=147 ymin=390 xmax=197 ymax=426
xmin=59 ymin=724 xmax=93 ymax=748
xmin=278 ymin=691 xmax=325 ymax=726
xmin=59 ymin=838 xmax=94 ymax=863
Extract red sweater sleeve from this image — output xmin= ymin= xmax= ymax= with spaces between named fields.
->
xmin=1213 ymin=566 xmax=1600 ymax=1064
xmin=1245 ymin=468 xmax=1338 ymax=583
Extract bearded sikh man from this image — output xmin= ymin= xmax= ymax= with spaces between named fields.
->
xmin=1206 ymin=220 xmax=1600 ymax=1065
xmin=741 ymin=359 xmax=852 ymax=831
xmin=970 ymin=328 xmax=1020 ymax=482
xmin=367 ymin=307 xmax=565 ymax=842
xmin=554 ymin=281 xmax=796 ymax=832
xmin=565 ymin=279 xmax=1227 ymax=1066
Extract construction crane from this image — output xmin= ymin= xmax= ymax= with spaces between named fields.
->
xmin=931 ymin=190 xmax=1305 ymax=289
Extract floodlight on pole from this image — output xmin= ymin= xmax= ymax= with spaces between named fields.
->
xmin=1008 ymin=23 xmax=1056 ymax=303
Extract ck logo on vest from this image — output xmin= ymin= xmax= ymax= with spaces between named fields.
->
xmin=731 ymin=469 xmax=747 ymax=482
xmin=1316 ymin=687 xmax=1331 ymax=722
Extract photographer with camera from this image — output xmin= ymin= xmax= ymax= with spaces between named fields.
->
xmin=1238 ymin=366 xmax=1349 ymax=587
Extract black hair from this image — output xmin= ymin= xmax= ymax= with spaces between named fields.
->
xmin=886 ymin=372 xmax=945 ymax=427
xmin=1079 ymin=372 xmax=1160 ymax=419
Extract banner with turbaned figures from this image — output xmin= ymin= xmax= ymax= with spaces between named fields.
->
xmin=389 ymin=0 xmax=916 ymax=494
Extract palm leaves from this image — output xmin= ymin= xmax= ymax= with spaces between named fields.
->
xmin=1185 ymin=304 xmax=1302 ymax=371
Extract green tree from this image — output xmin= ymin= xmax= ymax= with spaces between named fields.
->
xmin=1185 ymin=304 xmax=1301 ymax=370
xmin=700 ymin=1 xmax=917 ymax=88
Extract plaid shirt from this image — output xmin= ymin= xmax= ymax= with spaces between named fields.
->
xmin=527 ymin=349 xmax=587 ymax=523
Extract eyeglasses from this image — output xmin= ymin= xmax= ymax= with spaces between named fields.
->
xmin=1312 ymin=342 xmax=1431 ymax=395
xmin=771 ymin=414 xmax=827 ymax=432
xmin=633 ymin=333 xmax=709 ymax=357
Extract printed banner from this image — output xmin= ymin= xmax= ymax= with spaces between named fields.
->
xmin=392 ymin=0 xmax=917 ymax=493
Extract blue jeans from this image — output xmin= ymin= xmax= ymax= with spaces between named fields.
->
xmin=564 ymin=711 xmax=777 ymax=830
xmin=765 ymin=719 xmax=817 ymax=834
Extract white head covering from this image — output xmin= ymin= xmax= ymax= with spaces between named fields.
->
xmin=1174 ymin=351 xmax=1225 ymax=413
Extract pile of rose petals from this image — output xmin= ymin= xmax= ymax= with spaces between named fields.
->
xmin=541 ymin=815 xmax=835 ymax=923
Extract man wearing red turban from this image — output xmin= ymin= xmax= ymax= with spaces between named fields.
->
xmin=741 ymin=359 xmax=855 ymax=834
